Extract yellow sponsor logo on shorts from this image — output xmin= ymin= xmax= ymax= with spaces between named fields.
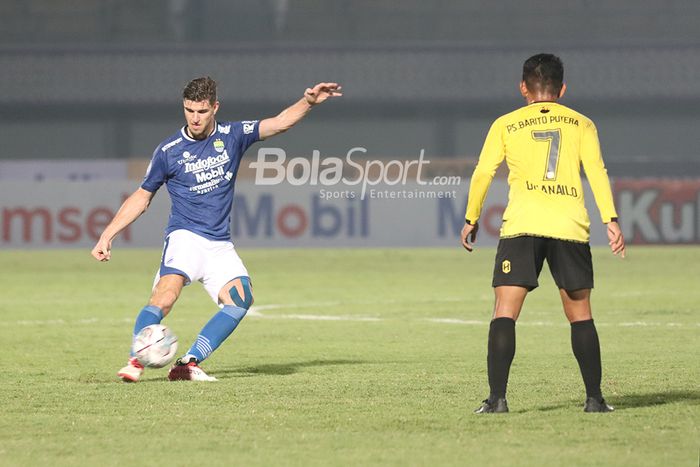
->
xmin=502 ymin=260 xmax=511 ymax=274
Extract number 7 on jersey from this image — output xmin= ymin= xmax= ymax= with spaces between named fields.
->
xmin=532 ymin=129 xmax=562 ymax=181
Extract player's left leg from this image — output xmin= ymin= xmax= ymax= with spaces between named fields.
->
xmin=476 ymin=285 xmax=528 ymax=414
xmin=185 ymin=277 xmax=253 ymax=363
xmin=169 ymin=240 xmax=251 ymax=382
xmin=169 ymin=277 xmax=252 ymax=382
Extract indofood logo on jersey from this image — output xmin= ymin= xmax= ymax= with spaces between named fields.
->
xmin=185 ymin=152 xmax=230 ymax=184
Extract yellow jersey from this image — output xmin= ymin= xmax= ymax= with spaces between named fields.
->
xmin=465 ymin=102 xmax=617 ymax=242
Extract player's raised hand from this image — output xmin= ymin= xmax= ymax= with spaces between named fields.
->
xmin=304 ymin=82 xmax=342 ymax=105
xmin=91 ymin=238 xmax=112 ymax=262
xmin=461 ymin=222 xmax=479 ymax=252
xmin=607 ymin=221 xmax=626 ymax=258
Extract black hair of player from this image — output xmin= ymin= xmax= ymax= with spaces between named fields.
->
xmin=183 ymin=77 xmax=217 ymax=105
xmin=522 ymin=54 xmax=564 ymax=96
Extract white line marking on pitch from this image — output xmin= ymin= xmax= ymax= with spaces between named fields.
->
xmin=425 ymin=319 xmax=559 ymax=327
xmin=252 ymin=302 xmax=343 ymax=311
xmin=257 ymin=313 xmax=383 ymax=322
xmin=426 ymin=318 xmax=488 ymax=325
xmin=4 ymin=302 xmax=699 ymax=328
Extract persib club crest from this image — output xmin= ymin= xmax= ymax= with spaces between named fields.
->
xmin=213 ymin=139 xmax=225 ymax=153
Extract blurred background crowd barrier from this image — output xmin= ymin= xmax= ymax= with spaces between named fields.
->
xmin=1 ymin=0 xmax=699 ymax=247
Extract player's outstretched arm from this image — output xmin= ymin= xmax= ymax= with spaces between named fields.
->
xmin=460 ymin=222 xmax=479 ymax=252
xmin=606 ymin=221 xmax=626 ymax=258
xmin=258 ymin=82 xmax=342 ymax=140
xmin=91 ymin=188 xmax=155 ymax=262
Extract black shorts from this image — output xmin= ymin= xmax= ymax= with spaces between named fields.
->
xmin=492 ymin=236 xmax=593 ymax=291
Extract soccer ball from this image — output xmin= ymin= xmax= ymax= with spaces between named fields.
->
xmin=133 ymin=324 xmax=178 ymax=368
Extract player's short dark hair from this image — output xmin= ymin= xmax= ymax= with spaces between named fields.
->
xmin=183 ymin=77 xmax=217 ymax=104
xmin=522 ymin=54 xmax=564 ymax=96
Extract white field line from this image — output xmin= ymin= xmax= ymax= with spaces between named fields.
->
xmin=257 ymin=313 xmax=383 ymax=322
xmin=4 ymin=302 xmax=699 ymax=328
xmin=14 ymin=318 xmax=133 ymax=326
xmin=616 ymin=321 xmax=687 ymax=327
xmin=426 ymin=319 xmax=559 ymax=327
xmin=252 ymin=302 xmax=343 ymax=311
xmin=250 ymin=304 xmax=383 ymax=322
xmin=426 ymin=318 xmax=488 ymax=325
xmin=425 ymin=318 xmax=700 ymax=328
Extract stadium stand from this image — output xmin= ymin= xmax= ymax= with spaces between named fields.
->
xmin=0 ymin=0 xmax=698 ymax=176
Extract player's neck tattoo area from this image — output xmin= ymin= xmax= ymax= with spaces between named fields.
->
xmin=186 ymin=121 xmax=216 ymax=140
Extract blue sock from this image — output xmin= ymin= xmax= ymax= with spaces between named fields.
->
xmin=187 ymin=305 xmax=248 ymax=362
xmin=133 ymin=305 xmax=163 ymax=336
xmin=130 ymin=305 xmax=163 ymax=357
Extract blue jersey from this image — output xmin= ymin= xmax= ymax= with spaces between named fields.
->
xmin=142 ymin=120 xmax=260 ymax=241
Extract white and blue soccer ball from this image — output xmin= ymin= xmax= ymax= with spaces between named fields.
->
xmin=133 ymin=324 xmax=178 ymax=368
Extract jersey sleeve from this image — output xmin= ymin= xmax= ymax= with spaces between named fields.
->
xmin=580 ymin=119 xmax=618 ymax=223
xmin=140 ymin=146 xmax=168 ymax=193
xmin=465 ymin=118 xmax=506 ymax=222
xmin=233 ymin=120 xmax=261 ymax=154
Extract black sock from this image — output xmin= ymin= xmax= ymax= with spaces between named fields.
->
xmin=571 ymin=319 xmax=603 ymax=399
xmin=487 ymin=317 xmax=516 ymax=401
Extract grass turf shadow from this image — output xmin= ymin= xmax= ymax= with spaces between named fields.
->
xmin=612 ymin=389 xmax=700 ymax=409
xmin=532 ymin=389 xmax=700 ymax=412
xmin=92 ymin=359 xmax=369 ymax=383
xmin=215 ymin=359 xmax=368 ymax=377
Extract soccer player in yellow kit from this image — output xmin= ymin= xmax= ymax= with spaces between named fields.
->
xmin=461 ymin=54 xmax=626 ymax=413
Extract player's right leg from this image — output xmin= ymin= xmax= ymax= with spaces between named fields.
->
xmin=548 ymin=240 xmax=613 ymax=412
xmin=117 ymin=274 xmax=187 ymax=382
xmin=559 ymin=288 xmax=613 ymax=412
xmin=118 ymin=231 xmax=196 ymax=382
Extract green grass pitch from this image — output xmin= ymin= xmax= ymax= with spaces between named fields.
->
xmin=0 ymin=247 xmax=698 ymax=466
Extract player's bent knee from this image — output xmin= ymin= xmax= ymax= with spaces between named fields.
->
xmin=228 ymin=276 xmax=254 ymax=310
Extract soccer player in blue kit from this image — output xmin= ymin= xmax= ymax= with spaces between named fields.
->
xmin=91 ymin=77 xmax=342 ymax=382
